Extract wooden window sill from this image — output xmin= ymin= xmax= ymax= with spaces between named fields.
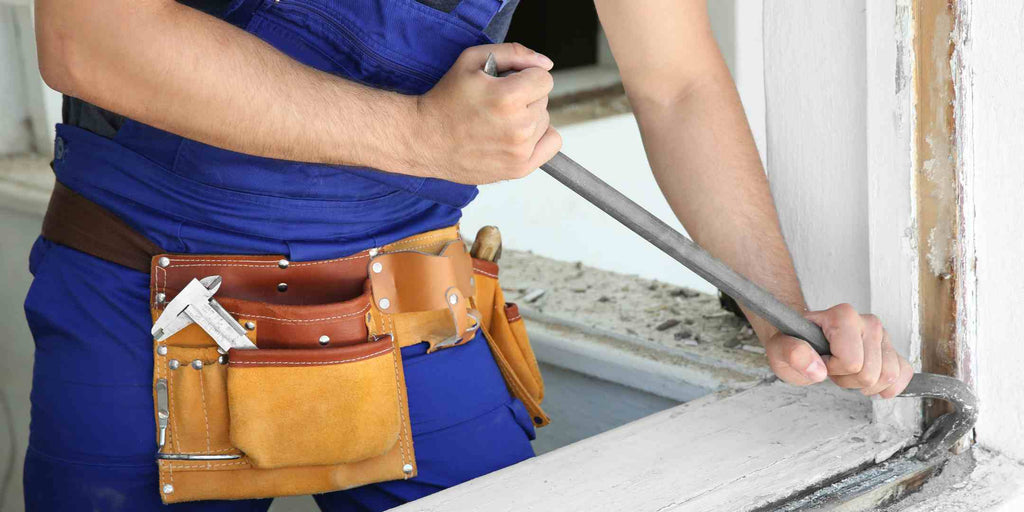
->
xmin=393 ymin=380 xmax=913 ymax=511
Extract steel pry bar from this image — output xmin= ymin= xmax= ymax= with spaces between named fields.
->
xmin=541 ymin=151 xmax=977 ymax=460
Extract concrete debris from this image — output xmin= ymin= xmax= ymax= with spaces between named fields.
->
xmin=494 ymin=247 xmax=772 ymax=378
xmin=674 ymin=328 xmax=694 ymax=340
xmin=703 ymin=311 xmax=734 ymax=319
xmin=670 ymin=288 xmax=700 ymax=298
xmin=655 ymin=319 xmax=680 ymax=331
xmin=741 ymin=344 xmax=766 ymax=354
xmin=522 ymin=288 xmax=547 ymax=303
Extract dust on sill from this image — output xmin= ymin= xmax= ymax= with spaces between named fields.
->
xmin=496 ymin=247 xmax=773 ymax=385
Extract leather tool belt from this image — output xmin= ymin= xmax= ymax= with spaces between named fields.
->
xmin=41 ymin=182 xmax=549 ymax=503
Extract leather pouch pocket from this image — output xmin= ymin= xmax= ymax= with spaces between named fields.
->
xmin=226 ymin=336 xmax=404 ymax=469
xmin=470 ymin=260 xmax=549 ymax=427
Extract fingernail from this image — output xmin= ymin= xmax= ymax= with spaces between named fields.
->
xmin=803 ymin=360 xmax=827 ymax=381
xmin=538 ymin=54 xmax=554 ymax=68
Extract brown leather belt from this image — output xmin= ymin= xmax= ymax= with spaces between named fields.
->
xmin=42 ymin=181 xmax=476 ymax=350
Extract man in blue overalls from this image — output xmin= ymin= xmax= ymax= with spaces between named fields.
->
xmin=28 ymin=0 xmax=915 ymax=509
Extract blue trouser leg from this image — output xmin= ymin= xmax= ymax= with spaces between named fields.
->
xmin=22 ymin=238 xmax=534 ymax=511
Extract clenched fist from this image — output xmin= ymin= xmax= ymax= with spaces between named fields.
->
xmin=765 ymin=303 xmax=914 ymax=399
xmin=411 ymin=42 xmax=562 ymax=184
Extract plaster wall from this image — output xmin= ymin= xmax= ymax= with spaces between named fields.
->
xmin=761 ymin=1 xmax=870 ymax=311
xmin=0 ymin=5 xmax=32 ymax=154
xmin=968 ymin=0 xmax=1024 ymax=463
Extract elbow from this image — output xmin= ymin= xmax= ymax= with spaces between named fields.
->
xmin=35 ymin=11 xmax=86 ymax=96
xmin=37 ymin=35 xmax=77 ymax=95
xmin=625 ymin=71 xmax=727 ymax=114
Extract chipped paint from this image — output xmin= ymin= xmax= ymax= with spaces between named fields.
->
xmin=913 ymin=0 xmax=960 ymax=424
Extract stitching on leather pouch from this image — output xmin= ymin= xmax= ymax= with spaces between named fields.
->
xmin=387 ymin=314 xmax=409 ymax=470
xmin=391 ymin=240 xmax=454 ymax=254
xmin=225 ymin=303 xmax=370 ymax=323
xmin=230 ymin=347 xmax=392 ymax=366
xmin=169 ymin=366 xmax=182 ymax=454
xmin=168 ymin=461 xmax=251 ymax=470
xmin=384 ymin=232 xmax=453 ymax=250
xmin=198 ymin=370 xmax=211 ymax=460
xmin=163 ymin=253 xmax=367 ymax=266
xmin=474 ymin=268 xmax=498 ymax=279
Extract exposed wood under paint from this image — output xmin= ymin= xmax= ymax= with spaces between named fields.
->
xmin=912 ymin=0 xmax=960 ymax=423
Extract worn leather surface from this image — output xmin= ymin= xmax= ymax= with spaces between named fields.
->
xmin=368 ymin=240 xmax=475 ymax=313
xmin=147 ymin=225 xmax=551 ymax=502
xmin=368 ymin=240 xmax=478 ymax=352
xmin=215 ymin=283 xmax=372 ymax=349
xmin=228 ymin=336 xmax=402 ymax=468
xmin=41 ymin=181 xmax=164 ymax=272
xmin=149 ymin=225 xmax=463 ymax=307
xmin=153 ymin=309 xmax=414 ymax=504
xmin=227 ymin=335 xmax=393 ymax=366
xmin=470 ymin=260 xmax=549 ymax=427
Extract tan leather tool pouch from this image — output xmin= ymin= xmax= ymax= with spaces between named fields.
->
xmin=226 ymin=335 xmax=402 ymax=469
xmin=470 ymin=259 xmax=550 ymax=427
xmin=151 ymin=257 xmax=415 ymax=504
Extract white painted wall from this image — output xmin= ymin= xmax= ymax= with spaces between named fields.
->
xmin=0 ymin=5 xmax=32 ymax=154
xmin=761 ymin=0 xmax=870 ymax=312
xmin=0 ymin=4 xmax=62 ymax=155
xmin=733 ymin=0 xmax=766 ymax=165
xmin=967 ymin=0 xmax=1024 ymax=463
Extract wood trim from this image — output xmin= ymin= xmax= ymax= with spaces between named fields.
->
xmin=391 ymin=381 xmax=909 ymax=512
xmin=912 ymin=0 xmax=961 ymax=424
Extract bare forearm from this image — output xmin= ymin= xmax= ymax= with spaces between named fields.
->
xmin=37 ymin=0 xmax=416 ymax=173
xmin=630 ymin=75 xmax=806 ymax=342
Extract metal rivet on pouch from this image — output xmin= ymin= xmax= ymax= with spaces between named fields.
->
xmin=158 ymin=256 xmax=170 ymax=268
xmin=402 ymin=464 xmax=413 ymax=474
xmin=218 ymin=355 xmax=228 ymax=365
xmin=371 ymin=262 xmax=383 ymax=273
xmin=192 ymin=360 xmax=203 ymax=370
xmin=449 ymin=294 xmax=459 ymax=305
xmin=278 ymin=259 xmax=290 ymax=269
xmin=155 ymin=292 xmax=166 ymax=304
xmin=157 ymin=345 xmax=168 ymax=356
xmin=378 ymin=298 xmax=391 ymax=310
xmin=244 ymin=321 xmax=256 ymax=331
xmin=318 ymin=335 xmax=330 ymax=346
xmin=168 ymin=359 xmax=180 ymax=370
xmin=163 ymin=484 xmax=174 ymax=494
xmin=277 ymin=283 xmax=288 ymax=292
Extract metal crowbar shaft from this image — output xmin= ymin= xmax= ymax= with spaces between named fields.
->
xmin=483 ymin=53 xmax=977 ymax=460
xmin=538 ymin=153 xmax=977 ymax=461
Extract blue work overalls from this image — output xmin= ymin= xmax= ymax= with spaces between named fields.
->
xmin=22 ymin=0 xmax=536 ymax=509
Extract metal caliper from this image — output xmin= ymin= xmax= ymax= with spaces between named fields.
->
xmin=151 ymin=275 xmax=253 ymax=460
